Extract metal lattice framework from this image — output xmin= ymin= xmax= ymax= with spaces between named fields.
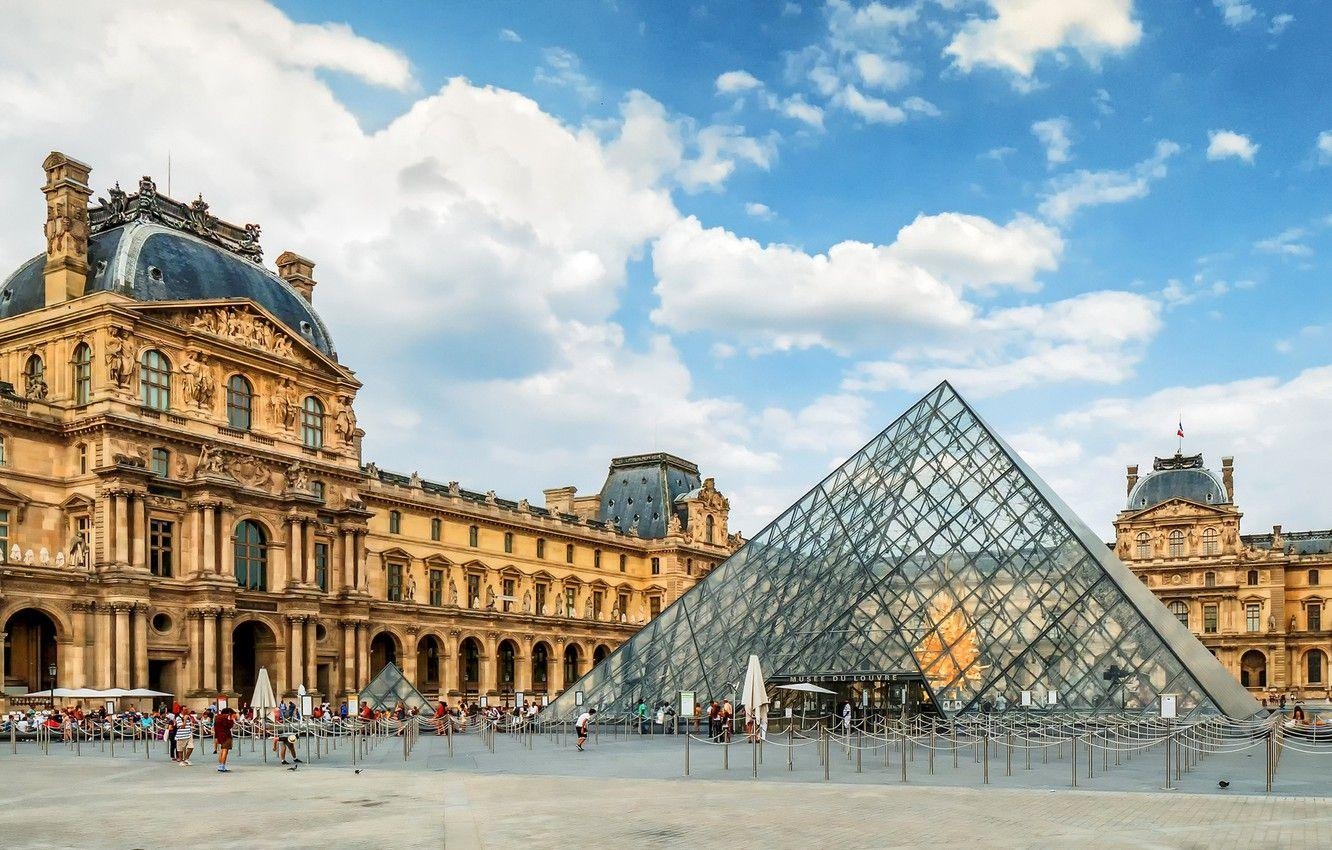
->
xmin=547 ymin=382 xmax=1260 ymax=721
xmin=360 ymin=662 xmax=432 ymax=711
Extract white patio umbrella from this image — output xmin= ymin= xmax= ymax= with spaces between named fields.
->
xmin=250 ymin=667 xmax=278 ymax=717
xmin=740 ymin=655 xmax=770 ymax=738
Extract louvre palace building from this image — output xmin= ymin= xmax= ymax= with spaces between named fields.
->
xmin=0 ymin=152 xmax=739 ymax=708
xmin=1115 ymin=453 xmax=1332 ymax=700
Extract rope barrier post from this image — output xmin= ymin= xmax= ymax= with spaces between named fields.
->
xmin=928 ymin=728 xmax=935 ymax=775
xmin=1070 ymin=733 xmax=1077 ymax=788
xmin=823 ymin=727 xmax=830 ymax=782
xmin=788 ymin=724 xmax=793 ymax=771
xmin=752 ymin=737 xmax=758 ymax=779
xmin=856 ymin=731 xmax=862 ymax=774
xmin=1162 ymin=726 xmax=1171 ymax=791
xmin=684 ymin=729 xmax=690 ymax=776
xmin=1266 ymin=724 xmax=1274 ymax=794
xmin=1087 ymin=733 xmax=1093 ymax=780
xmin=9 ymin=721 xmax=14 ymax=754
xmin=1005 ymin=731 xmax=1012 ymax=777
xmin=982 ymin=725 xmax=990 ymax=785
xmin=899 ymin=730 xmax=908 ymax=783
xmin=723 ymin=737 xmax=729 ymax=771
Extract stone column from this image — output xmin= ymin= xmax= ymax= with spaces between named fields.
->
xmin=480 ymin=633 xmax=498 ymax=695
xmin=288 ymin=615 xmax=305 ymax=693
xmin=340 ymin=620 xmax=355 ymax=694
xmin=442 ymin=635 xmax=459 ymax=696
xmin=219 ymin=506 xmax=235 ymax=578
xmin=187 ymin=610 xmax=202 ymax=692
xmin=550 ymin=640 xmax=565 ymax=693
xmin=200 ymin=504 xmax=216 ymax=576
xmin=516 ymin=648 xmax=532 ymax=694
xmin=304 ymin=522 xmax=316 ymax=587
xmin=219 ymin=609 xmax=235 ymax=696
xmin=113 ymin=493 xmax=130 ymax=565
xmin=202 ymin=609 xmax=218 ymax=693
xmin=270 ymin=538 xmax=288 ymax=593
xmin=113 ymin=603 xmax=131 ymax=688
xmin=341 ymin=528 xmax=355 ymax=593
xmin=305 ymin=619 xmax=319 ymax=695
xmin=355 ymin=622 xmax=368 ymax=688
xmin=69 ymin=602 xmax=89 ymax=688
xmin=0 ymin=631 xmax=5 ymax=693
xmin=401 ymin=632 xmax=419 ymax=688
xmin=132 ymin=604 xmax=148 ymax=688
xmin=288 ymin=518 xmax=303 ymax=586
xmin=136 ymin=494 xmax=149 ymax=570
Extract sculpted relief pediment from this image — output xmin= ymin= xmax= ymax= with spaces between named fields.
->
xmin=138 ymin=302 xmax=326 ymax=368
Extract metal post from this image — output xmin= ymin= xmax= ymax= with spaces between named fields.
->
xmin=752 ymin=738 xmax=758 ymax=779
xmin=928 ymin=729 xmax=935 ymax=774
xmin=684 ymin=729 xmax=690 ymax=776
xmin=1266 ymin=725 xmax=1274 ymax=793
xmin=1163 ymin=728 xmax=1171 ymax=790
xmin=723 ymin=738 xmax=729 ymax=771
xmin=856 ymin=732 xmax=863 ymax=773
xmin=1005 ymin=732 xmax=1012 ymax=777
xmin=1070 ymin=734 xmax=1077 ymax=788
xmin=823 ymin=727 xmax=829 ymax=782
xmin=900 ymin=731 xmax=908 ymax=783
xmin=1087 ymin=734 xmax=1093 ymax=779
xmin=788 ymin=724 xmax=794 ymax=771
xmin=983 ymin=726 xmax=989 ymax=784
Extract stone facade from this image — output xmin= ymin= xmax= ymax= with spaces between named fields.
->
xmin=1115 ymin=453 xmax=1332 ymax=701
xmin=0 ymin=152 xmax=738 ymax=708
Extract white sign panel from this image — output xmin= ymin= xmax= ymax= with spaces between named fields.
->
xmin=1160 ymin=693 xmax=1177 ymax=719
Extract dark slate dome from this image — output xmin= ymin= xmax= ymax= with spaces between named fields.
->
xmin=0 ymin=179 xmax=336 ymax=358
xmin=1127 ymin=453 xmax=1229 ymax=511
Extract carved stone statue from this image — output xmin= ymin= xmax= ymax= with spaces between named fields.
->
xmin=484 ymin=490 xmax=497 ymax=505
xmin=471 ymin=595 xmax=481 ymax=610
xmin=485 ymin=585 xmax=496 ymax=609
xmin=408 ymin=471 xmax=422 ymax=489
xmin=271 ymin=378 xmax=298 ymax=429
xmin=284 ymin=460 xmax=309 ymax=491
xmin=583 ymin=596 xmax=593 ymax=620
xmin=522 ymin=589 xmax=532 ymax=614
xmin=334 ymin=395 xmax=358 ymax=445
xmin=448 ymin=579 xmax=459 ymax=605
xmin=38 ymin=547 xmax=50 ymax=566
xmin=197 ymin=444 xmax=227 ymax=477
xmin=1268 ymin=614 xmax=1275 ymax=632
xmin=23 ymin=549 xmax=34 ymax=565
xmin=518 ymin=498 xmax=529 ymax=512
xmin=406 ymin=575 xmax=417 ymax=602
xmin=25 ymin=366 xmax=48 ymax=400
xmin=55 ymin=551 xmax=65 ymax=568
xmin=9 ymin=543 xmax=20 ymax=562
xmin=105 ymin=327 xmax=133 ymax=387
xmin=180 ymin=350 xmax=215 ymax=408
xmin=447 ymin=481 xmax=461 ymax=497
xmin=610 ymin=603 xmax=620 ymax=622
xmin=666 ymin=513 xmax=683 ymax=536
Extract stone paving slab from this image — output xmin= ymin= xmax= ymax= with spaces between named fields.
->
xmin=2 ymin=733 xmax=1331 ymax=848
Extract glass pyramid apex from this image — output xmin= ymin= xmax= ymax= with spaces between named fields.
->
xmin=360 ymin=661 xmax=432 ymax=711
xmin=548 ymin=382 xmax=1260 ymax=721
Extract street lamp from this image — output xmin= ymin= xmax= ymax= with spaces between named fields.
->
xmin=47 ymin=662 xmax=58 ymax=709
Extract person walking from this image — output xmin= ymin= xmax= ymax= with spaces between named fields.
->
xmin=707 ymin=701 xmax=720 ymax=742
xmin=175 ymin=709 xmax=196 ymax=766
xmin=166 ymin=710 xmax=179 ymax=762
xmin=841 ymin=701 xmax=852 ymax=735
xmin=721 ymin=698 xmax=734 ymax=743
xmin=214 ymin=708 xmax=236 ymax=773
xmin=575 ymin=707 xmax=596 ymax=752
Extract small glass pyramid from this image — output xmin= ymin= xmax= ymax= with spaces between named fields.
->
xmin=548 ymin=382 xmax=1259 ymax=720
xmin=359 ymin=662 xmax=433 ymax=711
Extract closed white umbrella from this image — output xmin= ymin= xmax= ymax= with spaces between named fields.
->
xmin=740 ymin=655 xmax=770 ymax=737
xmin=250 ymin=667 xmax=278 ymax=716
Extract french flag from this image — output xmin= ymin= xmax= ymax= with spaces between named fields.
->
xmin=1176 ymin=421 xmax=1184 ymax=439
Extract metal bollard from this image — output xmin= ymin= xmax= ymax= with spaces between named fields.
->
xmin=788 ymin=724 xmax=794 ymax=771
xmin=1071 ymin=734 xmax=1078 ymax=788
xmin=723 ymin=739 xmax=729 ymax=771
xmin=823 ymin=727 xmax=830 ymax=782
xmin=982 ymin=727 xmax=989 ymax=784
xmin=856 ymin=733 xmax=863 ymax=773
xmin=928 ymin=730 xmax=935 ymax=774
xmin=753 ymin=739 xmax=759 ymax=779
xmin=684 ymin=730 xmax=690 ymax=776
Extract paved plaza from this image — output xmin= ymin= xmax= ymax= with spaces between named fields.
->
xmin=3 ymin=727 xmax=1332 ymax=848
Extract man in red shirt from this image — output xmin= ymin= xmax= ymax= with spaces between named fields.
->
xmin=214 ymin=708 xmax=236 ymax=773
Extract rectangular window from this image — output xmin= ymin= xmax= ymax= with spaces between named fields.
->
xmin=1310 ymin=604 xmax=1322 ymax=632
xmin=1246 ymin=602 xmax=1261 ymax=633
xmin=649 ymin=596 xmax=661 ymax=617
xmin=1204 ymin=571 xmax=1216 ymax=587
xmin=389 ymin=511 xmax=401 ymax=534
xmin=564 ymin=587 xmax=576 ymax=617
xmin=311 ymin=481 xmax=324 ymax=501
xmin=594 ymin=549 xmax=601 ymax=569
xmin=0 ymin=508 xmax=9 ymax=556
xmin=504 ymin=532 xmax=513 ymax=554
xmin=469 ymin=525 xmax=479 ymax=547
xmin=314 ymin=542 xmax=328 ymax=592
xmin=1204 ymin=604 xmax=1218 ymax=634
xmin=151 ymin=447 xmax=169 ymax=478
xmin=78 ymin=444 xmax=87 ymax=475
xmin=617 ymin=591 xmax=630 ymax=620
xmin=536 ymin=537 xmax=546 ymax=559
xmin=387 ymin=563 xmax=403 ymax=602
xmin=536 ymin=583 xmax=547 ymax=616
xmin=686 ymin=558 xmax=693 ymax=576
xmin=430 ymin=518 xmax=441 ymax=541
xmin=1310 ymin=569 xmax=1321 ymax=586
xmin=619 ymin=553 xmax=627 ymax=572
xmin=651 ymin=557 xmax=660 ymax=576
xmin=593 ymin=590 xmax=604 ymax=620
xmin=149 ymin=519 xmax=173 ymax=577
xmin=429 ymin=569 xmax=443 ymax=606
xmin=565 ymin=543 xmax=574 ymax=564
xmin=467 ymin=573 xmax=480 ymax=608
xmin=502 ymin=578 xmax=515 ymax=613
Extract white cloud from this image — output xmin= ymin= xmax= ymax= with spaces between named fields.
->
xmin=844 ymin=290 xmax=1161 ymax=397
xmin=1269 ymin=14 xmax=1295 ymax=34
xmin=1038 ymin=140 xmax=1180 ymax=223
xmin=534 ymin=47 xmax=598 ymax=100
xmin=499 ymin=28 xmax=522 ymax=43
xmin=783 ymin=3 xmax=802 ymax=16
xmin=761 ymin=393 xmax=871 ymax=453
xmin=676 ymin=125 xmax=777 ymax=193
xmin=903 ymin=96 xmax=940 ymax=117
xmin=853 ymin=52 xmax=913 ymax=90
xmin=1031 ymin=116 xmax=1073 ymax=167
xmin=745 ymin=202 xmax=775 ymax=220
xmin=1213 ymin=0 xmax=1257 ymax=28
xmin=945 ymin=0 xmax=1142 ymax=79
xmin=1206 ymin=129 xmax=1258 ymax=163
xmin=715 ymin=69 xmax=762 ymax=94
xmin=1093 ymin=88 xmax=1113 ymax=115
xmin=981 ymin=146 xmax=1017 ymax=161
xmin=832 ymin=84 xmax=906 ymax=124
xmin=1254 ymin=228 xmax=1312 ymax=257
xmin=651 ymin=210 xmax=1067 ymax=354
xmin=1016 ymin=366 xmax=1332 ymax=537
xmin=776 ymin=94 xmax=826 ymax=128
xmin=1317 ymin=131 xmax=1332 ymax=165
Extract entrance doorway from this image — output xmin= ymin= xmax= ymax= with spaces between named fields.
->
xmin=232 ymin=620 xmax=279 ymax=700
xmin=3 ymin=608 xmax=58 ymax=694
xmin=148 ymin=659 xmax=176 ymax=705
xmin=369 ymin=632 xmax=399 ymax=674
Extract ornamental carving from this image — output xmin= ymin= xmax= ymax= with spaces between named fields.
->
xmin=90 ymin=176 xmax=263 ymax=263
xmin=697 ymin=477 xmax=729 ymax=513
xmin=179 ymin=349 xmax=216 ymax=409
xmin=271 ymin=378 xmax=298 ymax=429
xmin=175 ymin=306 xmax=298 ymax=361
xmin=335 ymin=395 xmax=358 ymax=446
xmin=228 ymin=454 xmax=272 ymax=490
xmin=105 ymin=327 xmax=134 ymax=388
xmin=46 ymin=196 xmax=89 ymax=258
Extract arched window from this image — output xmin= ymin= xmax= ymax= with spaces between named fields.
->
xmin=705 ymin=514 xmax=715 ymax=544
xmin=532 ymin=643 xmax=549 ymax=685
xmin=150 ymin=447 xmax=169 ymax=478
xmin=1169 ymin=600 xmax=1188 ymax=628
xmin=1135 ymin=532 xmax=1150 ymax=559
xmin=139 ymin=349 xmax=171 ymax=410
xmin=301 ymin=396 xmax=323 ymax=448
xmin=1168 ymin=529 xmax=1184 ymax=557
xmin=226 ymin=375 xmax=253 ymax=430
xmin=72 ymin=343 xmax=92 ymax=405
xmin=1308 ymin=650 xmax=1326 ymax=685
xmin=23 ymin=354 xmax=46 ymax=399
xmin=1247 ymin=569 xmax=1259 ymax=586
xmin=563 ymin=644 xmax=580 ymax=685
xmin=468 ymin=525 xmax=478 ymax=547
xmin=234 ymin=520 xmax=268 ymax=591
xmin=1202 ymin=527 xmax=1219 ymax=555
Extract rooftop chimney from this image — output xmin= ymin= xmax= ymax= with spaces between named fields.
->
xmin=1221 ymin=456 xmax=1234 ymax=501
xmin=1126 ymin=464 xmax=1139 ymax=497
xmin=41 ymin=152 xmax=93 ymax=306
xmin=275 ymin=251 xmax=316 ymax=302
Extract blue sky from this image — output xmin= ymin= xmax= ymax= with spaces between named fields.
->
xmin=0 ymin=1 xmax=1328 ymax=537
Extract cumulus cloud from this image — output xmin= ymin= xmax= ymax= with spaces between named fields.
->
xmin=715 ymin=69 xmax=762 ymax=94
xmin=534 ymin=47 xmax=598 ymax=100
xmin=1317 ymin=131 xmax=1332 ymax=165
xmin=832 ymin=84 xmax=906 ymax=124
xmin=1014 ymin=366 xmax=1332 ymax=536
xmin=1031 ymin=117 xmax=1073 ymax=167
xmin=1038 ymin=140 xmax=1180 ymax=223
xmin=1254 ymin=228 xmax=1312 ymax=257
xmin=1206 ymin=129 xmax=1258 ymax=163
xmin=676 ymin=125 xmax=778 ymax=193
xmin=945 ymin=0 xmax=1142 ymax=79
xmin=745 ymin=202 xmax=775 ymax=220
xmin=499 ymin=28 xmax=522 ymax=43
xmin=1213 ymin=0 xmax=1257 ymax=28
xmin=852 ymin=52 xmax=913 ymax=90
xmin=1269 ymin=14 xmax=1295 ymax=34
xmin=651 ymin=210 xmax=1065 ymax=354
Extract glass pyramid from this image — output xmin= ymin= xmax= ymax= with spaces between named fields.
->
xmin=359 ymin=662 xmax=432 ymax=711
xmin=548 ymin=382 xmax=1259 ymax=721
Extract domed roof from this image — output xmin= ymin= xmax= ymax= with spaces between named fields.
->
xmin=1127 ymin=453 xmax=1229 ymax=511
xmin=0 ymin=180 xmax=336 ymax=358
